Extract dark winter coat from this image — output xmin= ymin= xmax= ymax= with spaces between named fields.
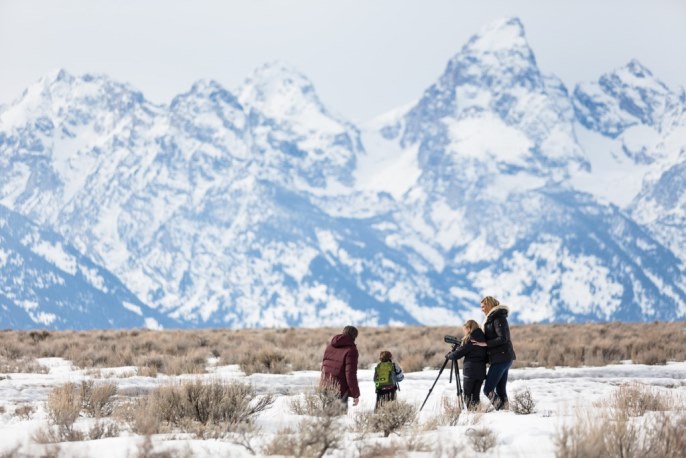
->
xmin=483 ymin=305 xmax=516 ymax=364
xmin=446 ymin=328 xmax=487 ymax=379
xmin=321 ymin=333 xmax=360 ymax=398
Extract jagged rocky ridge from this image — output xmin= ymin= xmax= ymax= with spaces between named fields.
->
xmin=0 ymin=17 xmax=684 ymax=329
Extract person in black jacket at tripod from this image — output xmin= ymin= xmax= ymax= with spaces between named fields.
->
xmin=446 ymin=319 xmax=488 ymax=410
xmin=472 ymin=295 xmax=516 ymax=411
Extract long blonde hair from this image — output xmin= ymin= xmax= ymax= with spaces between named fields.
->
xmin=462 ymin=319 xmax=481 ymax=345
xmin=481 ymin=296 xmax=500 ymax=312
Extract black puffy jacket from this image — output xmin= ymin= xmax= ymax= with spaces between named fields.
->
xmin=447 ymin=328 xmax=487 ymax=379
xmin=483 ymin=306 xmax=516 ymax=364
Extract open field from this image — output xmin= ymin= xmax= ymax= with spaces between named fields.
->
xmin=2 ymin=322 xmax=685 ymax=376
xmin=1 ymin=323 xmax=685 ymax=457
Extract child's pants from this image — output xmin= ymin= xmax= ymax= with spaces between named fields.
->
xmin=463 ymin=376 xmax=484 ymax=409
xmin=375 ymin=388 xmax=397 ymax=410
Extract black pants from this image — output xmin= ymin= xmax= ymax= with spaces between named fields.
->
xmin=375 ymin=388 xmax=397 ymax=411
xmin=463 ymin=376 xmax=484 ymax=409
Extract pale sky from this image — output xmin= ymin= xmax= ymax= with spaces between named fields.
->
xmin=1 ymin=0 xmax=684 ymax=123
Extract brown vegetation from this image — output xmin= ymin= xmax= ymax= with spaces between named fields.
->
xmin=265 ymin=382 xmax=343 ymax=457
xmin=124 ymin=380 xmax=274 ymax=436
xmin=555 ymin=384 xmax=686 ymax=458
xmin=353 ymin=400 xmax=417 ymax=437
xmin=0 ymin=322 xmax=684 ymax=376
xmin=467 ymin=426 xmax=498 ymax=452
xmin=511 ymin=387 xmax=537 ymax=415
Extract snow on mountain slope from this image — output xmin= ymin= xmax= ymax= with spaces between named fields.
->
xmin=238 ymin=62 xmax=363 ymax=192
xmin=370 ymin=17 xmax=686 ymax=322
xmin=570 ymin=60 xmax=686 ymax=265
xmin=0 ymin=204 xmax=172 ymax=330
xmin=630 ymin=99 xmax=686 ymax=265
xmin=573 ymin=60 xmax=673 ymax=139
xmin=0 ymin=17 xmax=684 ymax=328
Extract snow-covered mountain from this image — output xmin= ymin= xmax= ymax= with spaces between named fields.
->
xmin=569 ymin=60 xmax=686 ymax=266
xmin=373 ymin=17 xmax=686 ymax=322
xmin=0 ymin=204 xmax=171 ymax=330
xmin=0 ymin=17 xmax=684 ymax=329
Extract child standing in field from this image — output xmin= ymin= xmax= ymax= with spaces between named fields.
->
xmin=373 ymin=351 xmax=404 ymax=410
xmin=446 ymin=320 xmax=488 ymax=409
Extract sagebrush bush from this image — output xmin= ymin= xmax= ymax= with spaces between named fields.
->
xmin=511 ymin=388 xmax=536 ymax=415
xmin=611 ymin=382 xmax=668 ymax=417
xmin=79 ymin=381 xmax=117 ymax=417
xmin=131 ymin=380 xmax=274 ymax=435
xmin=47 ymin=383 xmax=81 ymax=435
xmin=14 ymin=404 xmax=36 ymax=420
xmin=468 ymin=426 xmax=498 ymax=453
xmin=555 ymin=393 xmax=686 ymax=458
xmin=289 ymin=383 xmax=346 ymax=417
xmin=263 ymin=414 xmax=342 ymax=458
xmin=1 ymin=322 xmax=684 ymax=375
xmin=356 ymin=441 xmax=408 ymax=458
xmin=87 ymin=420 xmax=120 ymax=440
xmin=555 ymin=409 xmax=636 ymax=458
xmin=354 ymin=400 xmax=417 ymax=437
xmin=240 ymin=349 xmax=288 ymax=375
xmin=439 ymin=395 xmax=463 ymax=426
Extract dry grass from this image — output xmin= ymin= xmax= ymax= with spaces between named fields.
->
xmin=511 ymin=387 xmax=536 ymax=415
xmin=353 ymin=400 xmax=417 ymax=437
xmin=357 ymin=442 xmax=408 ymax=458
xmin=289 ymin=383 xmax=346 ymax=417
xmin=610 ymin=382 xmax=669 ymax=417
xmin=128 ymin=380 xmax=274 ymax=436
xmin=555 ymin=384 xmax=686 ymax=458
xmin=14 ymin=404 xmax=36 ymax=420
xmin=593 ymin=382 xmax=672 ymax=417
xmin=79 ymin=380 xmax=117 ymax=417
xmin=438 ymin=395 xmax=463 ymax=426
xmin=265 ymin=384 xmax=343 ymax=458
xmin=46 ymin=383 xmax=81 ymax=437
xmin=0 ymin=322 xmax=683 ymax=375
xmin=467 ymin=426 xmax=498 ymax=453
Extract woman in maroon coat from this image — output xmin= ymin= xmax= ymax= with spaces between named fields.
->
xmin=321 ymin=325 xmax=360 ymax=410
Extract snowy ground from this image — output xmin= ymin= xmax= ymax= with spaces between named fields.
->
xmin=1 ymin=358 xmax=685 ymax=457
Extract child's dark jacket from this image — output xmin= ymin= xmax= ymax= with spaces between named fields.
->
xmin=446 ymin=328 xmax=487 ymax=379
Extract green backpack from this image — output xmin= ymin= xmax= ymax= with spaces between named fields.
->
xmin=374 ymin=361 xmax=397 ymax=389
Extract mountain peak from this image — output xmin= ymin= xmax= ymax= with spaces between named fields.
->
xmin=175 ymin=78 xmax=240 ymax=106
xmin=238 ymin=61 xmax=323 ymax=116
xmin=247 ymin=61 xmax=313 ymax=88
xmin=604 ymin=59 xmax=669 ymax=92
xmin=40 ymin=68 xmax=74 ymax=86
xmin=189 ymin=79 xmax=228 ymax=95
xmin=624 ymin=59 xmax=654 ymax=78
xmin=237 ymin=60 xmax=350 ymax=136
xmin=464 ymin=16 xmax=528 ymax=53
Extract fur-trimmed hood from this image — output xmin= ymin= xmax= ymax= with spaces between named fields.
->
xmin=483 ymin=304 xmax=510 ymax=327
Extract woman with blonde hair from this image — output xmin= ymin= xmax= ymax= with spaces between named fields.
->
xmin=472 ymin=296 xmax=516 ymax=410
xmin=446 ymin=319 xmax=487 ymax=409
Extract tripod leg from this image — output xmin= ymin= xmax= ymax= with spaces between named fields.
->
xmin=455 ymin=363 xmax=465 ymax=411
xmin=419 ymin=357 xmax=450 ymax=412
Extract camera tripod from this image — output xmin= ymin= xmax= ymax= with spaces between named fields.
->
xmin=419 ymin=344 xmax=465 ymax=412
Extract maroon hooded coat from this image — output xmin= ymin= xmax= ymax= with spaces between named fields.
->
xmin=321 ymin=333 xmax=360 ymax=399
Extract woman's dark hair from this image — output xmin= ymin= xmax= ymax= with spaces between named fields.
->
xmin=379 ymin=350 xmax=392 ymax=362
xmin=343 ymin=325 xmax=358 ymax=340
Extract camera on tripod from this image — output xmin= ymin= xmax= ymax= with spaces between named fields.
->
xmin=444 ymin=335 xmax=461 ymax=346
xmin=420 ymin=334 xmax=465 ymax=412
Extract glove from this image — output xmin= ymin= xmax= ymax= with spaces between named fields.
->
xmin=445 ymin=351 xmax=455 ymax=360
